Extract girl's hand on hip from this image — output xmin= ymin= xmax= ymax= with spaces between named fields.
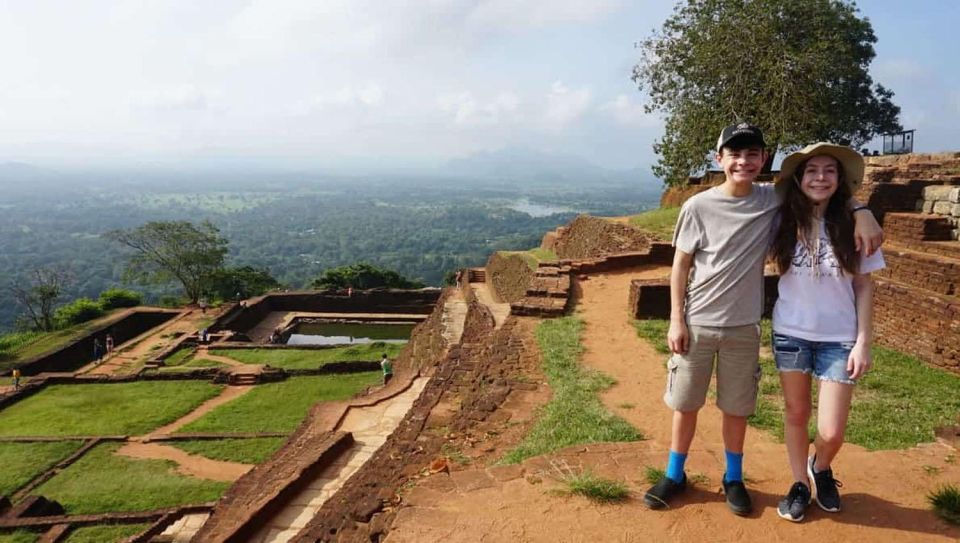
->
xmin=847 ymin=341 xmax=872 ymax=380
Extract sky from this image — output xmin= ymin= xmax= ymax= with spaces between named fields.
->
xmin=0 ymin=0 xmax=958 ymax=175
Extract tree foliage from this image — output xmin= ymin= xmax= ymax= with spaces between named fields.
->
xmin=634 ymin=0 xmax=902 ymax=184
xmin=208 ymin=266 xmax=281 ymax=301
xmin=311 ymin=263 xmax=425 ymax=290
xmin=7 ymin=267 xmax=71 ymax=332
xmin=54 ymin=298 xmax=104 ymax=328
xmin=98 ymin=288 xmax=143 ymax=309
xmin=105 ymin=221 xmax=228 ymax=303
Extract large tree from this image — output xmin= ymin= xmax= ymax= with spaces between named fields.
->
xmin=8 ymin=267 xmax=71 ymax=331
xmin=311 ymin=263 xmax=425 ymax=290
xmin=634 ymin=0 xmax=901 ymax=185
xmin=106 ymin=221 xmax=228 ymax=303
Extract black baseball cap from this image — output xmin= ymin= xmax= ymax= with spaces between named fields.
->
xmin=716 ymin=122 xmax=766 ymax=152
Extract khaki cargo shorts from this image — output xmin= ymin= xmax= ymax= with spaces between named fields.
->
xmin=663 ymin=323 xmax=761 ymax=417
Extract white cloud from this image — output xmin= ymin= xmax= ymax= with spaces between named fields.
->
xmin=438 ymin=91 xmax=519 ymax=125
xmin=467 ymin=0 xmax=624 ymax=29
xmin=128 ymin=85 xmax=210 ymax=112
xmin=544 ymin=81 xmax=591 ymax=126
xmin=311 ymin=84 xmax=385 ymax=110
xmin=600 ymin=94 xmax=657 ymax=126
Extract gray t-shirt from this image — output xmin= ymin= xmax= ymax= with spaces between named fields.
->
xmin=672 ymin=183 xmax=779 ymax=327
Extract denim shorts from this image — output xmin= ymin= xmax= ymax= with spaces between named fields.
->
xmin=772 ymin=333 xmax=857 ymax=385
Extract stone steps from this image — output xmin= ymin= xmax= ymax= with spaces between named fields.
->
xmin=884 ymin=212 xmax=954 ymax=243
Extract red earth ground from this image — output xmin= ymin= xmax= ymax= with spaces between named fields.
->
xmin=385 ymin=267 xmax=960 ymax=542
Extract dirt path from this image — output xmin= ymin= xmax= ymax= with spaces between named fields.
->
xmin=116 ymin=441 xmax=252 ymax=482
xmin=386 ymin=267 xmax=960 ymax=542
xmin=81 ymin=307 xmax=220 ymax=376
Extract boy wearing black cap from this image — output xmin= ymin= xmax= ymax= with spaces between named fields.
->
xmin=643 ymin=123 xmax=882 ymax=515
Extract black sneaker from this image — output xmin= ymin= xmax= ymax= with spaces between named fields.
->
xmin=807 ymin=455 xmax=843 ymax=512
xmin=721 ymin=476 xmax=752 ymax=515
xmin=777 ymin=481 xmax=812 ymax=522
xmin=643 ymin=473 xmax=687 ymax=509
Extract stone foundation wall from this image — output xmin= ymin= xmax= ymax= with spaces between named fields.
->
xmin=630 ymin=274 xmax=779 ymax=320
xmin=918 ymin=186 xmax=960 ymax=240
xmin=875 ymin=248 xmax=959 ymax=297
xmin=543 ymin=215 xmax=652 ymax=260
xmin=13 ymin=309 xmax=180 ymax=377
xmin=486 ymin=253 xmax=535 ymax=303
xmin=874 ymin=279 xmax=960 ymax=373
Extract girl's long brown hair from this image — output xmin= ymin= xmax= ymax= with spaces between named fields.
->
xmin=772 ymin=156 xmax=860 ymax=275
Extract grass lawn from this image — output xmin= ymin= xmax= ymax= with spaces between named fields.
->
xmin=627 ymin=207 xmax=680 ymax=240
xmin=63 ymin=524 xmax=151 ymax=543
xmin=0 ymin=441 xmax=84 ymax=496
xmin=169 ymin=437 xmax=287 ymax=464
xmin=0 ymin=381 xmax=223 ymax=437
xmin=210 ymin=344 xmax=403 ymax=370
xmin=633 ymin=319 xmax=960 ymax=450
xmin=176 ymin=373 xmax=381 ymax=434
xmin=0 ymin=531 xmax=37 ymax=543
xmin=162 ymin=347 xmax=194 ymax=366
xmin=501 ymin=318 xmax=642 ymax=464
xmin=155 ymin=358 xmax=226 ymax=373
xmin=34 ymin=443 xmax=228 ymax=514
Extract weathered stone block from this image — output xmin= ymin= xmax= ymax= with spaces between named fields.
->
xmin=933 ymin=201 xmax=953 ymax=215
xmin=923 ymin=200 xmax=934 ymax=213
xmin=952 ymin=203 xmax=960 ymax=217
xmin=923 ymin=185 xmax=954 ymax=201
xmin=950 ymin=187 xmax=960 ymax=203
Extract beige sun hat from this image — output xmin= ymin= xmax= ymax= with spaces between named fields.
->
xmin=777 ymin=142 xmax=864 ymax=197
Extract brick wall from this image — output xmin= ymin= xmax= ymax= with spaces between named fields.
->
xmin=874 ymin=279 xmax=960 ymax=373
xmin=875 ymin=248 xmax=959 ymax=296
xmin=630 ymin=274 xmax=779 ymax=320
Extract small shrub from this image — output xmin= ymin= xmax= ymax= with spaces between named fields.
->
xmin=565 ymin=471 xmax=629 ymax=503
xmin=928 ymin=484 xmax=960 ymax=525
xmin=98 ymin=288 xmax=142 ymax=309
xmin=54 ymin=299 xmax=104 ymax=328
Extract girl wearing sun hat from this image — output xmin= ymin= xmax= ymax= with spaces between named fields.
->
xmin=769 ymin=142 xmax=885 ymax=522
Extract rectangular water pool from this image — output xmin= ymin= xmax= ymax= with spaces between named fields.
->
xmin=285 ymin=322 xmax=415 ymax=346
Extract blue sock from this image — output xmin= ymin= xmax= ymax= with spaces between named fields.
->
xmin=724 ymin=450 xmax=743 ymax=482
xmin=665 ymin=450 xmax=687 ymax=482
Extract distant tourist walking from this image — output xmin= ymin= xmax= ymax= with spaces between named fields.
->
xmin=93 ymin=338 xmax=104 ymax=363
xmin=454 ymin=269 xmax=463 ymax=289
xmin=105 ymin=334 xmax=114 ymax=354
xmin=770 ymin=143 xmax=885 ymax=522
xmin=11 ymin=368 xmax=21 ymax=390
xmin=380 ymin=353 xmax=393 ymax=386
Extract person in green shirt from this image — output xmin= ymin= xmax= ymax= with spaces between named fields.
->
xmin=380 ymin=354 xmax=393 ymax=385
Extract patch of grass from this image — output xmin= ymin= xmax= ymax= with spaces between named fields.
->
xmin=564 ymin=471 xmax=629 ymax=503
xmin=162 ymin=347 xmax=194 ymax=366
xmin=440 ymin=443 xmax=471 ymax=465
xmin=34 ymin=442 xmax=228 ymax=514
xmin=0 ymin=381 xmax=223 ymax=437
xmin=627 ymin=207 xmax=681 ymax=240
xmin=643 ymin=466 xmax=665 ymax=484
xmin=848 ymin=346 xmax=960 ymax=450
xmin=632 ymin=319 xmax=670 ymax=354
xmin=635 ymin=319 xmax=960 ymax=450
xmin=0 ymin=530 xmax=37 ymax=543
xmin=928 ymin=484 xmax=960 ymax=525
xmin=63 ymin=523 xmax=150 ymax=543
xmin=177 ymin=373 xmax=380 ymax=434
xmin=501 ymin=318 xmax=643 ymax=464
xmin=169 ymin=438 xmax=286 ymax=464
xmin=210 ymin=343 xmax=404 ymax=370
xmin=528 ymin=247 xmax=558 ymax=263
xmin=617 ymin=402 xmax=636 ymax=409
xmin=0 ymin=441 xmax=84 ymax=496
xmin=923 ymin=465 xmax=941 ymax=476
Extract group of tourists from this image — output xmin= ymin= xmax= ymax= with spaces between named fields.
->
xmin=643 ymin=123 xmax=886 ymax=523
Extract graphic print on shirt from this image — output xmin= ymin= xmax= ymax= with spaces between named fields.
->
xmin=789 ymin=229 xmax=841 ymax=278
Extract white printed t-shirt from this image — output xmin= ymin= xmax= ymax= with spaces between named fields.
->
xmin=772 ymin=218 xmax=885 ymax=342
